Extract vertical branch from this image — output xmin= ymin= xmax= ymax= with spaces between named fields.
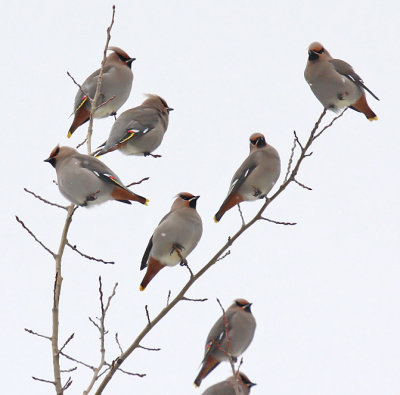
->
xmin=52 ymin=204 xmax=76 ymax=394
xmin=86 ymin=5 xmax=115 ymax=154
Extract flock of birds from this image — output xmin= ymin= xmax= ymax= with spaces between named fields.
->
xmin=44 ymin=41 xmax=379 ymax=394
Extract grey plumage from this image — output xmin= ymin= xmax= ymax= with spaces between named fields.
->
xmin=139 ymin=192 xmax=202 ymax=290
xmin=94 ymin=94 xmax=173 ymax=157
xmin=214 ymin=133 xmax=281 ymax=222
xmin=202 ymin=373 xmax=256 ymax=395
xmin=44 ymin=146 xmax=148 ymax=207
xmin=304 ymin=41 xmax=378 ymax=120
xmin=194 ymin=299 xmax=256 ymax=387
xmin=68 ymin=47 xmax=135 ymax=137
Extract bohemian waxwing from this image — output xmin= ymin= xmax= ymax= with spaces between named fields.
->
xmin=304 ymin=42 xmax=379 ymax=120
xmin=202 ymin=373 xmax=256 ymax=395
xmin=139 ymin=193 xmax=202 ymax=290
xmin=214 ymin=133 xmax=281 ymax=222
xmin=68 ymin=46 xmax=135 ymax=137
xmin=44 ymin=146 xmax=148 ymax=207
xmin=93 ymin=94 xmax=173 ymax=158
xmin=194 ymin=299 xmax=256 ymax=387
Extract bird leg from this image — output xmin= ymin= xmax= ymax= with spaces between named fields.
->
xmin=251 ymin=185 xmax=262 ymax=197
xmin=111 ymin=112 xmax=117 ymax=120
xmin=170 ymin=243 xmax=187 ymax=265
xmin=81 ymin=190 xmax=100 ymax=206
xmin=144 ymin=152 xmax=162 ymax=158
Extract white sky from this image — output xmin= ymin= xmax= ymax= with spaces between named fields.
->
xmin=1 ymin=1 xmax=399 ymax=394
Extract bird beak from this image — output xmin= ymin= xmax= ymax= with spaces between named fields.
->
xmin=167 ymin=106 xmax=174 ymax=112
xmin=191 ymin=195 xmax=200 ymax=201
xmin=308 ymin=50 xmax=319 ymax=61
xmin=127 ymin=58 xmax=136 ymax=67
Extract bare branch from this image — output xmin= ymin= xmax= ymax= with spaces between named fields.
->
xmin=216 ymin=250 xmax=231 ymax=262
xmin=166 ymin=290 xmax=171 ymax=306
xmin=115 ymin=333 xmax=123 ymax=355
xmin=237 ymin=204 xmax=245 ymax=227
xmin=294 ymin=178 xmax=312 ymax=191
xmin=86 ymin=5 xmax=116 ymax=154
xmin=137 ymin=345 xmax=161 ymax=352
xmin=60 ymin=333 xmax=74 ymax=353
xmin=61 ymin=367 xmax=77 ymax=373
xmin=145 ymin=305 xmax=151 ymax=326
xmin=181 ymin=297 xmax=208 ymax=302
xmin=103 ymin=362 xmax=146 ymax=377
xmin=15 ymin=216 xmax=56 ymax=258
xmin=66 ymin=241 xmax=115 ymax=265
xmin=60 ymin=351 xmax=95 ymax=370
xmin=89 ymin=316 xmax=101 ymax=331
xmin=61 ymin=377 xmax=73 ymax=391
xmin=24 ymin=328 xmax=51 ymax=341
xmin=126 ymin=177 xmax=150 ymax=188
xmin=24 ymin=188 xmax=68 ymax=210
xmin=76 ymin=137 xmax=88 ymax=150
xmin=313 ymin=107 xmax=348 ymax=139
xmin=32 ymin=376 xmax=55 ymax=385
xmin=284 ymin=135 xmax=297 ymax=182
xmin=260 ymin=217 xmax=297 ymax=226
xmin=294 ymin=130 xmax=304 ymax=150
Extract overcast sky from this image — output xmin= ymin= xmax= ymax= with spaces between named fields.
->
xmin=2 ymin=1 xmax=399 ymax=394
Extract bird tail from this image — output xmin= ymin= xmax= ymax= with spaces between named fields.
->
xmin=139 ymin=257 xmax=165 ymax=291
xmin=67 ymin=106 xmax=91 ymax=138
xmin=214 ymin=192 xmax=243 ymax=223
xmin=350 ymin=94 xmax=378 ymax=121
xmin=194 ymin=355 xmax=220 ymax=387
xmin=111 ymin=187 xmax=149 ymax=205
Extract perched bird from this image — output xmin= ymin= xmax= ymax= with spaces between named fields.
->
xmin=44 ymin=146 xmax=148 ymax=207
xmin=214 ymin=133 xmax=281 ymax=222
xmin=304 ymin=41 xmax=379 ymax=120
xmin=140 ymin=193 xmax=202 ymax=290
xmin=194 ymin=299 xmax=257 ymax=387
xmin=202 ymin=373 xmax=256 ymax=395
xmin=93 ymin=94 xmax=173 ymax=158
xmin=68 ymin=46 xmax=135 ymax=137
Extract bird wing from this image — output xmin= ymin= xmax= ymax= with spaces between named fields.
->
xmin=78 ymin=157 xmax=128 ymax=191
xmin=140 ymin=237 xmax=153 ymax=270
xmin=329 ymin=59 xmax=379 ymax=100
xmin=203 ymin=311 xmax=234 ymax=360
xmin=227 ymin=156 xmax=258 ymax=197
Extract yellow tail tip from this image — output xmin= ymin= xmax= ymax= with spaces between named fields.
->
xmin=95 ymin=155 xmax=101 ymax=158
xmin=139 ymin=285 xmax=145 ymax=291
xmin=368 ymin=116 xmax=378 ymax=121
xmin=67 ymin=131 xmax=72 ymax=138
xmin=213 ymin=215 xmax=219 ymax=223
xmin=194 ymin=383 xmax=199 ymax=388
xmin=145 ymin=199 xmax=150 ymax=206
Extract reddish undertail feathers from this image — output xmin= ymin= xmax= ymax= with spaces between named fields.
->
xmin=304 ymin=41 xmax=379 ymax=121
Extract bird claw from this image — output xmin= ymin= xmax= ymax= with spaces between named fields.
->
xmin=144 ymin=152 xmax=162 ymax=158
xmin=251 ymin=185 xmax=262 ymax=197
xmin=179 ymin=259 xmax=188 ymax=266
xmin=82 ymin=190 xmax=100 ymax=206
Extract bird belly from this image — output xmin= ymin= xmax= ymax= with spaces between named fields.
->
xmin=120 ymin=131 xmax=163 ymax=155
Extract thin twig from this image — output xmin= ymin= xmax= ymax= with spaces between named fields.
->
xmin=126 ymin=177 xmax=150 ymax=188
xmin=284 ymin=135 xmax=297 ymax=182
xmin=216 ymin=250 xmax=231 ymax=262
xmin=259 ymin=217 xmax=297 ymax=226
xmin=15 ymin=216 xmax=56 ymax=258
xmin=115 ymin=333 xmax=123 ymax=355
xmin=313 ymin=108 xmax=348 ymax=140
xmin=60 ymin=333 xmax=74 ymax=353
xmin=66 ymin=241 xmax=115 ymax=265
xmin=86 ymin=6 xmax=116 ymax=154
xmin=137 ymin=345 xmax=161 ymax=352
xmin=166 ymin=290 xmax=171 ymax=306
xmin=76 ymin=137 xmax=88 ymax=150
xmin=60 ymin=351 xmax=95 ymax=370
xmin=181 ymin=297 xmax=208 ymax=302
xmin=24 ymin=328 xmax=51 ymax=341
xmin=237 ymin=204 xmax=245 ymax=227
xmin=294 ymin=178 xmax=312 ymax=191
xmin=145 ymin=305 xmax=151 ymax=325
xmin=32 ymin=377 xmax=55 ymax=385
xmin=61 ymin=367 xmax=77 ymax=373
xmin=24 ymin=188 xmax=68 ymax=210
